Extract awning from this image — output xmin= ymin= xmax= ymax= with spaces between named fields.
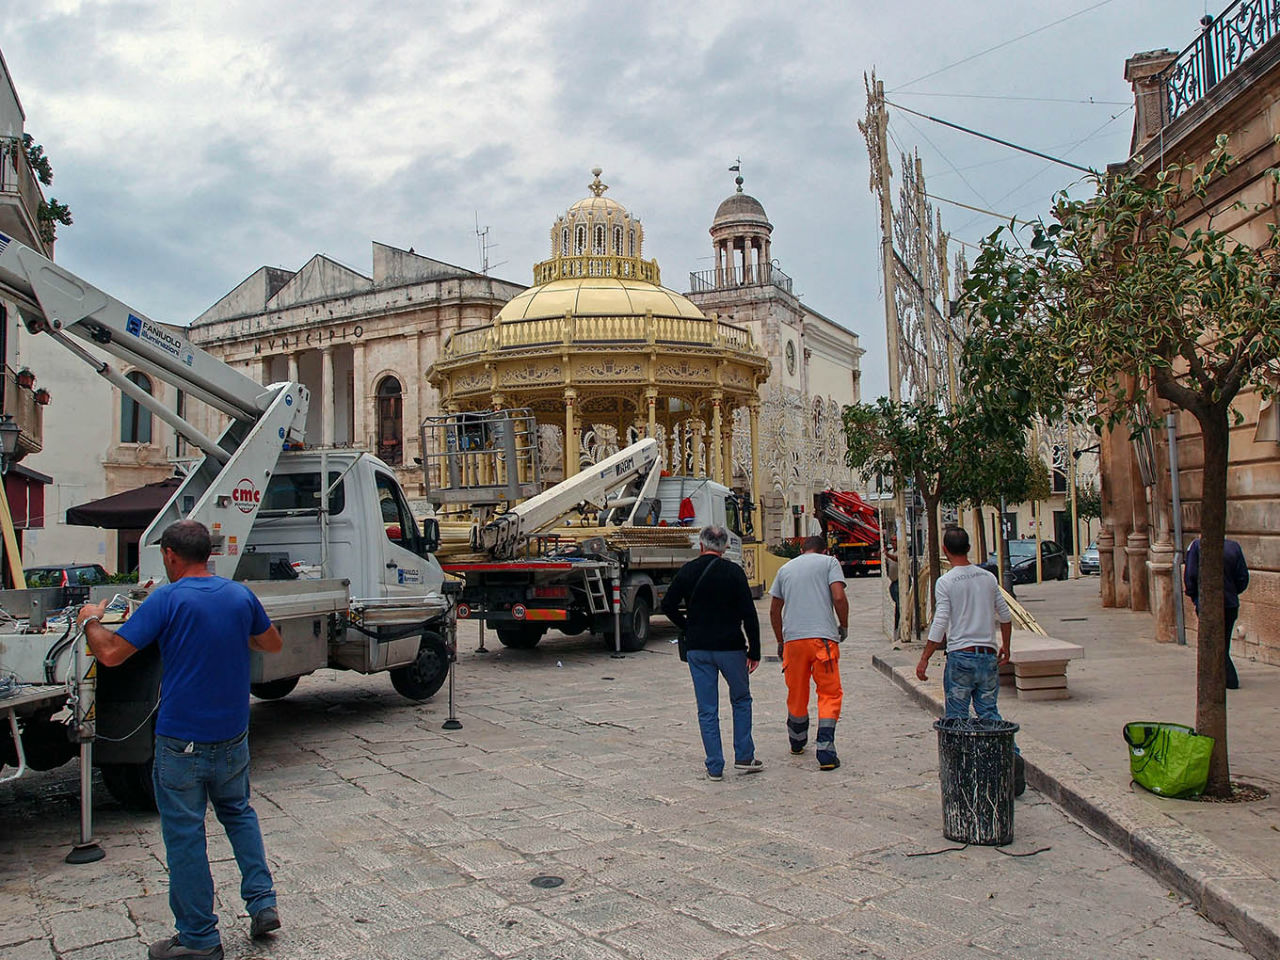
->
xmin=66 ymin=477 xmax=181 ymax=530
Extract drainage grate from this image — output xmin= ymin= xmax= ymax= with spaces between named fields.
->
xmin=530 ymin=875 xmax=564 ymax=889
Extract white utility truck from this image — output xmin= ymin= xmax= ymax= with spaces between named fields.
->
xmin=421 ymin=410 xmax=748 ymax=653
xmin=0 ymin=231 xmax=456 ymax=818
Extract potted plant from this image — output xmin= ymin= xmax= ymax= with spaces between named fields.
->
xmin=15 ymin=368 xmax=35 ymax=388
xmin=33 ymin=388 xmax=50 ymax=405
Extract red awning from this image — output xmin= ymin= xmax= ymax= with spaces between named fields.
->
xmin=66 ymin=477 xmax=181 ymax=530
xmin=5 ymin=463 xmax=52 ymax=529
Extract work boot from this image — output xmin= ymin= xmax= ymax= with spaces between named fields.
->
xmin=790 ymin=740 xmax=806 ymax=755
xmin=250 ymin=906 xmax=281 ymax=939
xmin=816 ymin=750 xmax=840 ymax=771
xmin=148 ymin=935 xmax=224 ymax=959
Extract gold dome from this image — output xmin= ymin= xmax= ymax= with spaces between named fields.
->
xmin=496 ymin=276 xmax=705 ymax=323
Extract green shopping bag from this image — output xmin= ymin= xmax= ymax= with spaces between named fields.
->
xmin=1123 ymin=722 xmax=1214 ymax=799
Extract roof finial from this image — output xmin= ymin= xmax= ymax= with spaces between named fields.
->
xmin=589 ymin=167 xmax=608 ymax=197
xmin=728 ymin=158 xmax=743 ymax=193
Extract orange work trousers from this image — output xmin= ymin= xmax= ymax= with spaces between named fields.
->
xmin=782 ymin=637 xmax=843 ymax=725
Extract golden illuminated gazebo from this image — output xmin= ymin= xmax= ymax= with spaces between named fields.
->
xmin=427 ymin=169 xmax=770 ymax=511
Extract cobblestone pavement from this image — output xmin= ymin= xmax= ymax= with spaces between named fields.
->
xmin=0 ymin=582 xmax=1251 ymax=959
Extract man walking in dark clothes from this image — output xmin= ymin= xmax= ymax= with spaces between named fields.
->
xmin=1184 ymin=536 xmax=1250 ymax=689
xmin=662 ymin=524 xmax=762 ymax=780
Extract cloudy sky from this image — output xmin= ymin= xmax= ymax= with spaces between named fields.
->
xmin=3 ymin=0 xmax=1214 ymax=400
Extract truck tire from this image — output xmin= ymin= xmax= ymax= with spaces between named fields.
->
xmin=101 ymin=760 xmax=157 ymax=812
xmin=250 ymin=677 xmax=300 ymax=700
xmin=617 ymin=594 xmax=651 ymax=652
xmin=496 ymin=624 xmax=546 ymax=649
xmin=390 ymin=630 xmax=449 ymax=701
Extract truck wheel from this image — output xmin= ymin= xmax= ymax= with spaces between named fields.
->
xmin=560 ymin=612 xmax=590 ymax=637
xmin=101 ymin=761 xmax=157 ymax=812
xmin=250 ymin=677 xmax=300 ymax=700
xmin=390 ymin=631 xmax=449 ymax=701
xmin=496 ymin=625 xmax=546 ymax=649
xmin=617 ymin=595 xmax=651 ymax=652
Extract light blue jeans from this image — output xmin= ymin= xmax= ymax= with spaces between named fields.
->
xmin=153 ymin=731 xmax=276 ymax=950
xmin=687 ymin=649 xmax=755 ymax=776
xmin=943 ymin=648 xmax=1002 ymax=721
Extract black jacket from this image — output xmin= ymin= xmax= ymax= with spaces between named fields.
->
xmin=661 ymin=553 xmax=760 ymax=660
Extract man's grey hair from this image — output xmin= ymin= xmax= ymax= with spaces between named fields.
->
xmin=699 ymin=524 xmax=730 ymax=553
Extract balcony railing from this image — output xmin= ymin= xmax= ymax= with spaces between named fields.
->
xmin=1164 ymin=0 xmax=1280 ymax=121
xmin=688 ymin=263 xmax=793 ymax=295
xmin=532 ymin=254 xmax=661 ymax=286
xmin=0 ymin=137 xmax=50 ymax=256
xmin=439 ymin=314 xmax=760 ymax=362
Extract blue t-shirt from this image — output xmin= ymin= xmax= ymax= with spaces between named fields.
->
xmin=117 ymin=576 xmax=272 ymax=743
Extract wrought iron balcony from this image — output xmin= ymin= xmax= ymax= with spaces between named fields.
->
xmin=0 ymin=137 xmax=52 ymax=257
xmin=1164 ymin=0 xmax=1280 ymax=121
xmin=688 ymin=263 xmax=793 ymax=295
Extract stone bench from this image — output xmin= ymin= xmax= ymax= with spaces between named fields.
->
xmin=998 ymin=630 xmax=1085 ymax=700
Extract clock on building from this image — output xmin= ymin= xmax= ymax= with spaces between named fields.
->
xmin=785 ymin=339 xmax=796 ymax=375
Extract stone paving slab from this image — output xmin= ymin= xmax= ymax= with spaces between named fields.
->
xmin=870 ymin=571 xmax=1280 ymax=959
xmin=0 ymin=589 xmax=1254 ymax=959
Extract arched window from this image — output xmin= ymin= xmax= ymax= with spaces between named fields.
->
xmin=121 ymin=371 xmax=153 ymax=443
xmin=593 ymin=224 xmax=606 ymax=254
xmin=613 ymin=225 xmax=624 ymax=255
xmin=629 ymin=229 xmax=635 ymax=256
xmin=575 ymin=225 xmax=586 ymax=255
xmin=561 ymin=227 xmax=570 ymax=256
xmin=376 ymin=376 xmax=403 ymax=465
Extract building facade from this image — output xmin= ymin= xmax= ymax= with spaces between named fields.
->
xmin=1101 ymin=15 xmax=1280 ymax=663
xmin=686 ymin=176 xmax=864 ymax=542
xmin=188 ymin=243 xmax=524 ymax=501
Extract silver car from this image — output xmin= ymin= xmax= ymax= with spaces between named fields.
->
xmin=1079 ymin=542 xmax=1100 ymax=575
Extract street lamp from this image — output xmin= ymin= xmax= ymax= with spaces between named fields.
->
xmin=0 ymin=414 xmax=21 ymax=473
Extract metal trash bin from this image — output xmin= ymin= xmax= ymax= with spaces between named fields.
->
xmin=934 ymin=717 xmax=1020 ymax=845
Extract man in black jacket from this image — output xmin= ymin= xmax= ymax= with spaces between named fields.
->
xmin=662 ymin=524 xmax=762 ymax=780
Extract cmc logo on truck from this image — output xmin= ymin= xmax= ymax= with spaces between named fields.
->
xmin=231 ymin=478 xmax=261 ymax=514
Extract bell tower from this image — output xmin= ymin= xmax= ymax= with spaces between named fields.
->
xmin=710 ymin=169 xmax=773 ymax=287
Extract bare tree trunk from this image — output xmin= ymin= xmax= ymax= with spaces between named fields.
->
xmin=1194 ymin=404 xmax=1231 ymax=797
xmin=975 ymin=506 xmax=989 ymax=562
xmin=923 ymin=490 xmax=943 ymax=604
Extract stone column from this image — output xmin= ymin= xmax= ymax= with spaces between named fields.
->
xmin=645 ymin=388 xmax=657 ymax=439
xmin=1149 ymin=539 xmax=1177 ymax=642
xmin=563 ymin=388 xmax=578 ymax=477
xmin=715 ymin=242 xmax=724 ymax=287
xmin=749 ymin=400 xmax=762 ymax=537
xmin=320 ymin=345 xmax=334 ymax=445
xmin=710 ymin=392 xmax=723 ymax=482
xmin=352 ymin=342 xmax=368 ymax=449
xmin=1098 ymin=525 xmax=1116 ymax=607
xmin=742 ymin=239 xmax=753 ymax=284
xmin=1127 ymin=530 xmax=1151 ymax=612
xmin=287 ymin=352 xmax=300 ymax=385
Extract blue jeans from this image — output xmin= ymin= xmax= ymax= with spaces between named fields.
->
xmin=943 ymin=649 xmax=1003 ymax=721
xmin=687 ymin=649 xmax=755 ymax=776
xmin=153 ymin=731 xmax=276 ymax=949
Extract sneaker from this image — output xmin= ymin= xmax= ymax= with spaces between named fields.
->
xmin=817 ymin=752 xmax=840 ymax=771
xmin=148 ymin=936 xmax=224 ymax=959
xmin=734 ymin=759 xmax=764 ymax=775
xmin=706 ymin=770 xmax=724 ymax=781
xmin=250 ymin=906 xmax=281 ymax=939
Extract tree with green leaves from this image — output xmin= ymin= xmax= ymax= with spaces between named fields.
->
xmin=17 ymin=134 xmax=73 ymax=243
xmin=843 ymin=395 xmax=1037 ymax=606
xmin=963 ymin=138 xmax=1280 ymax=797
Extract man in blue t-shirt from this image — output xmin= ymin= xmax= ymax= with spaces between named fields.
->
xmin=78 ymin=520 xmax=283 ymax=960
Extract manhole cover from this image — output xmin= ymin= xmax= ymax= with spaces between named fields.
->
xmin=530 ymin=875 xmax=564 ymax=889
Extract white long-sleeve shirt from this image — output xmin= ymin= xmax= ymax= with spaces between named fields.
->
xmin=927 ymin=564 xmax=1012 ymax=652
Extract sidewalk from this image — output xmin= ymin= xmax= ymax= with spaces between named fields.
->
xmin=863 ymin=574 xmax=1280 ymax=958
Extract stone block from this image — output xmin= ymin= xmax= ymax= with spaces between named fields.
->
xmin=1016 ymin=687 xmax=1071 ymax=701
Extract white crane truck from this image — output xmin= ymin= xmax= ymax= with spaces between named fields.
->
xmin=0 ymin=231 xmax=456 ymax=817
xmin=421 ymin=410 xmax=748 ymax=653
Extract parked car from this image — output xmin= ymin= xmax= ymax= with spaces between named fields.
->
xmin=23 ymin=563 xmax=110 ymax=588
xmin=1079 ymin=542 xmax=1100 ymax=575
xmin=978 ymin=539 xmax=1069 ymax=584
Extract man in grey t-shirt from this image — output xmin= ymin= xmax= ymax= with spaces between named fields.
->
xmin=769 ymin=537 xmax=849 ymax=770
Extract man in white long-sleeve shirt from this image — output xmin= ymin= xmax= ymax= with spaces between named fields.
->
xmin=916 ymin=527 xmax=1012 ymax=721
